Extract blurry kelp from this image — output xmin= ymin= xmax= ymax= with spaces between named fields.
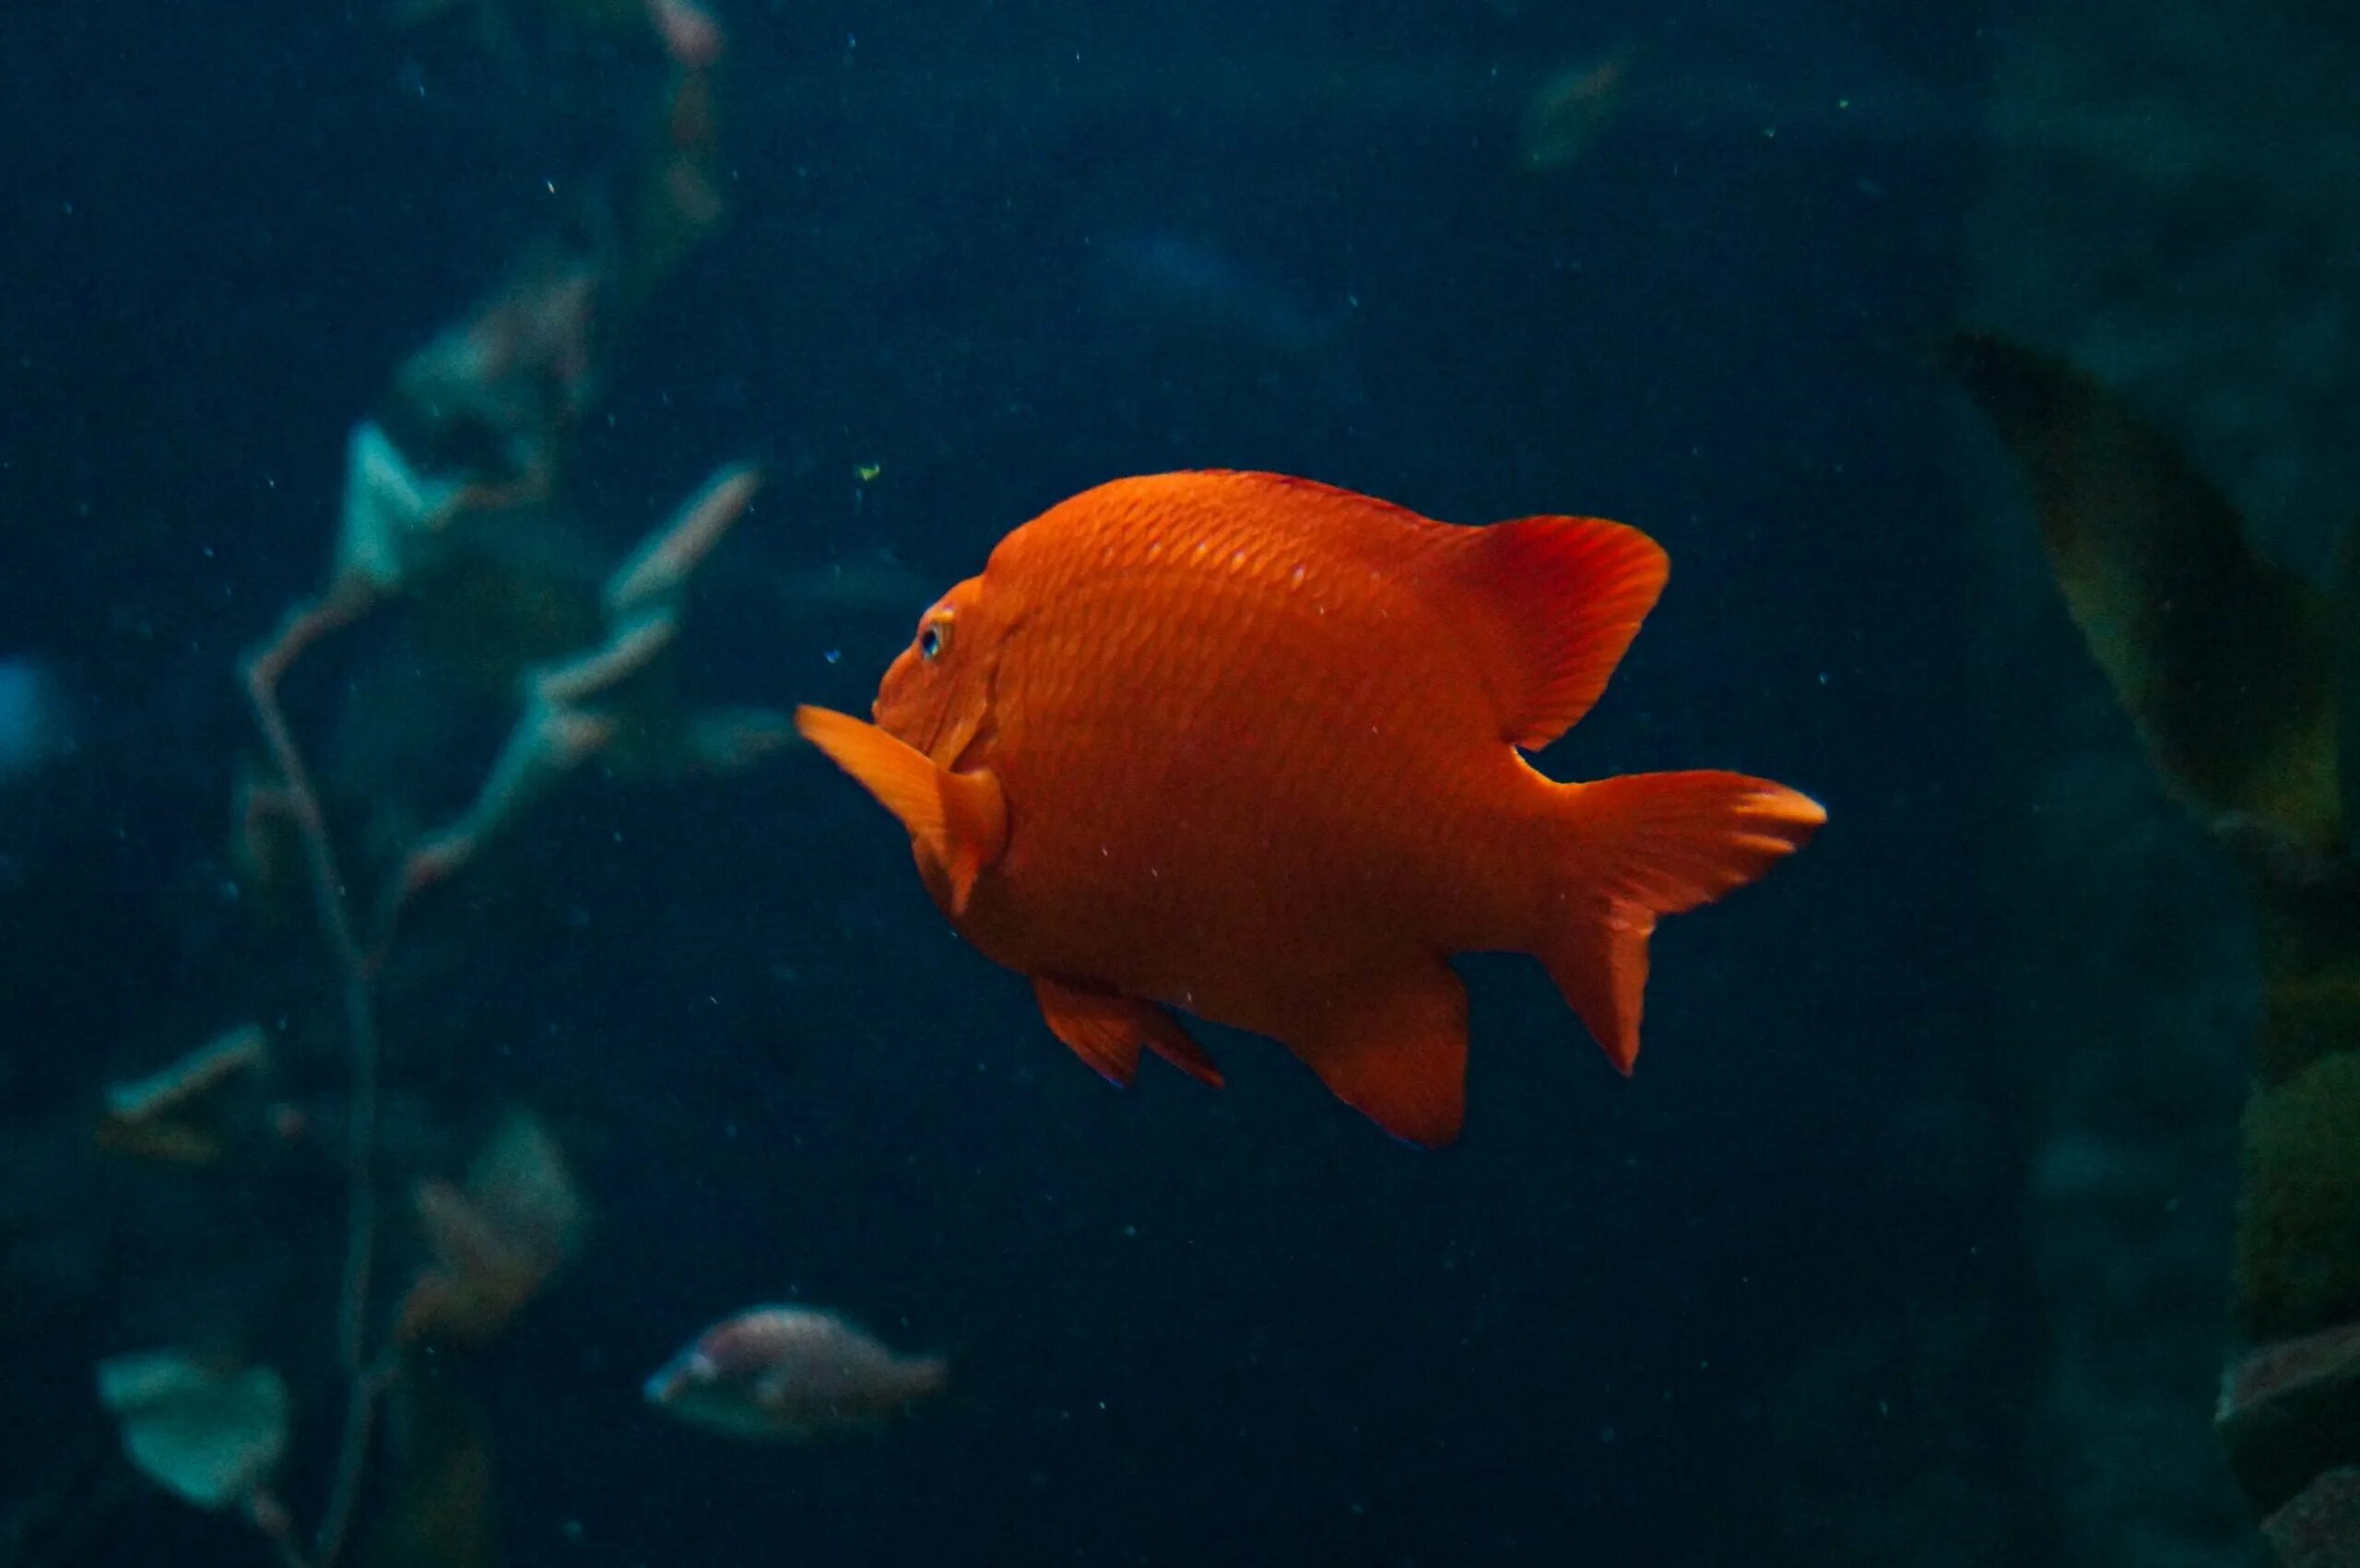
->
xmin=352 ymin=1366 xmax=499 ymax=1568
xmin=68 ymin=5 xmax=764 ymax=1567
xmin=1944 ymin=331 xmax=2340 ymax=868
xmin=96 ymin=1026 xmax=272 ymax=1169
xmin=1950 ymin=329 xmax=2360 ymax=1562
xmin=93 ymin=1352 xmax=290 ymax=1518
xmin=393 ymin=1113 xmax=586 ymax=1350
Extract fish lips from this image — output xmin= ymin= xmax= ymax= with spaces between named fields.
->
xmin=643 ymin=1349 xmax=720 ymax=1406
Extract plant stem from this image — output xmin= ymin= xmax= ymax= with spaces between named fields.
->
xmin=242 ymin=588 xmax=383 ymax=1568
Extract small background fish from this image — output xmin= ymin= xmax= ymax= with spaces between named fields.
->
xmin=1080 ymin=230 xmax=1356 ymax=359
xmin=644 ymin=1306 xmax=949 ymax=1442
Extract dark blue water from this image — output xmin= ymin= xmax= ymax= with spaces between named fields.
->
xmin=1 ymin=2 xmax=2039 ymax=1563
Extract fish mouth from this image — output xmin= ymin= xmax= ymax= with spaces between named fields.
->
xmin=643 ymin=1350 xmax=715 ymax=1405
xmin=871 ymin=646 xmax=955 ymax=760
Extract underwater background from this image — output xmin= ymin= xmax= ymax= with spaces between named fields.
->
xmin=6 ymin=0 xmax=2358 ymax=1563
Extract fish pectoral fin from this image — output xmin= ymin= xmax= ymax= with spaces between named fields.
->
xmin=1032 ymin=976 xmax=1224 ymax=1090
xmin=1278 ymin=965 xmax=1469 ymax=1149
xmin=1438 ymin=513 xmax=1669 ymax=751
xmin=794 ymin=706 xmax=1009 ymax=914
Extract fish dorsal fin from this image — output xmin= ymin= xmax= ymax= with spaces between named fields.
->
xmin=1439 ymin=513 xmax=1670 ymax=752
xmin=794 ymin=706 xmax=1009 ymax=914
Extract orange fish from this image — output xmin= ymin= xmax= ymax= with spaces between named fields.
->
xmin=795 ymin=471 xmax=1823 ymax=1147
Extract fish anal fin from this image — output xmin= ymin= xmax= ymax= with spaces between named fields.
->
xmin=1032 ymin=976 xmax=1223 ymax=1089
xmin=794 ymin=706 xmax=1008 ymax=914
xmin=1550 ymin=902 xmax=1655 ymax=1077
xmin=1279 ymin=965 xmax=1469 ymax=1149
xmin=1542 ymin=770 xmax=1824 ymax=1073
xmin=1441 ymin=513 xmax=1670 ymax=751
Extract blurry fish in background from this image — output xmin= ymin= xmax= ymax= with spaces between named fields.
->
xmin=1518 ymin=48 xmax=1637 ymax=171
xmin=775 ymin=547 xmax=938 ymax=621
xmin=1080 ymin=229 xmax=1357 ymax=360
xmin=641 ymin=0 xmax=721 ymax=68
xmin=393 ymin=0 xmax=719 ymax=70
xmin=0 ymin=655 xmax=75 ymax=784
xmin=644 ymin=1306 xmax=949 ymax=1442
xmin=1505 ymin=46 xmax=2360 ymax=198
xmin=387 ymin=0 xmax=619 ymax=29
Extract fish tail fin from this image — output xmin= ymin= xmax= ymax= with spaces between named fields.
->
xmin=902 ymin=1355 xmax=951 ymax=1400
xmin=1536 ymin=771 xmax=1823 ymax=1075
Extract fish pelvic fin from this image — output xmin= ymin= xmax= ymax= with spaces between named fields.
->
xmin=1441 ymin=513 xmax=1670 ymax=751
xmin=1540 ymin=771 xmax=1824 ymax=1074
xmin=794 ymin=705 xmax=1009 ymax=914
xmin=1032 ymin=976 xmax=1224 ymax=1089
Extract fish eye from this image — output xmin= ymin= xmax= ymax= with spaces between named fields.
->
xmin=918 ymin=619 xmax=948 ymax=660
